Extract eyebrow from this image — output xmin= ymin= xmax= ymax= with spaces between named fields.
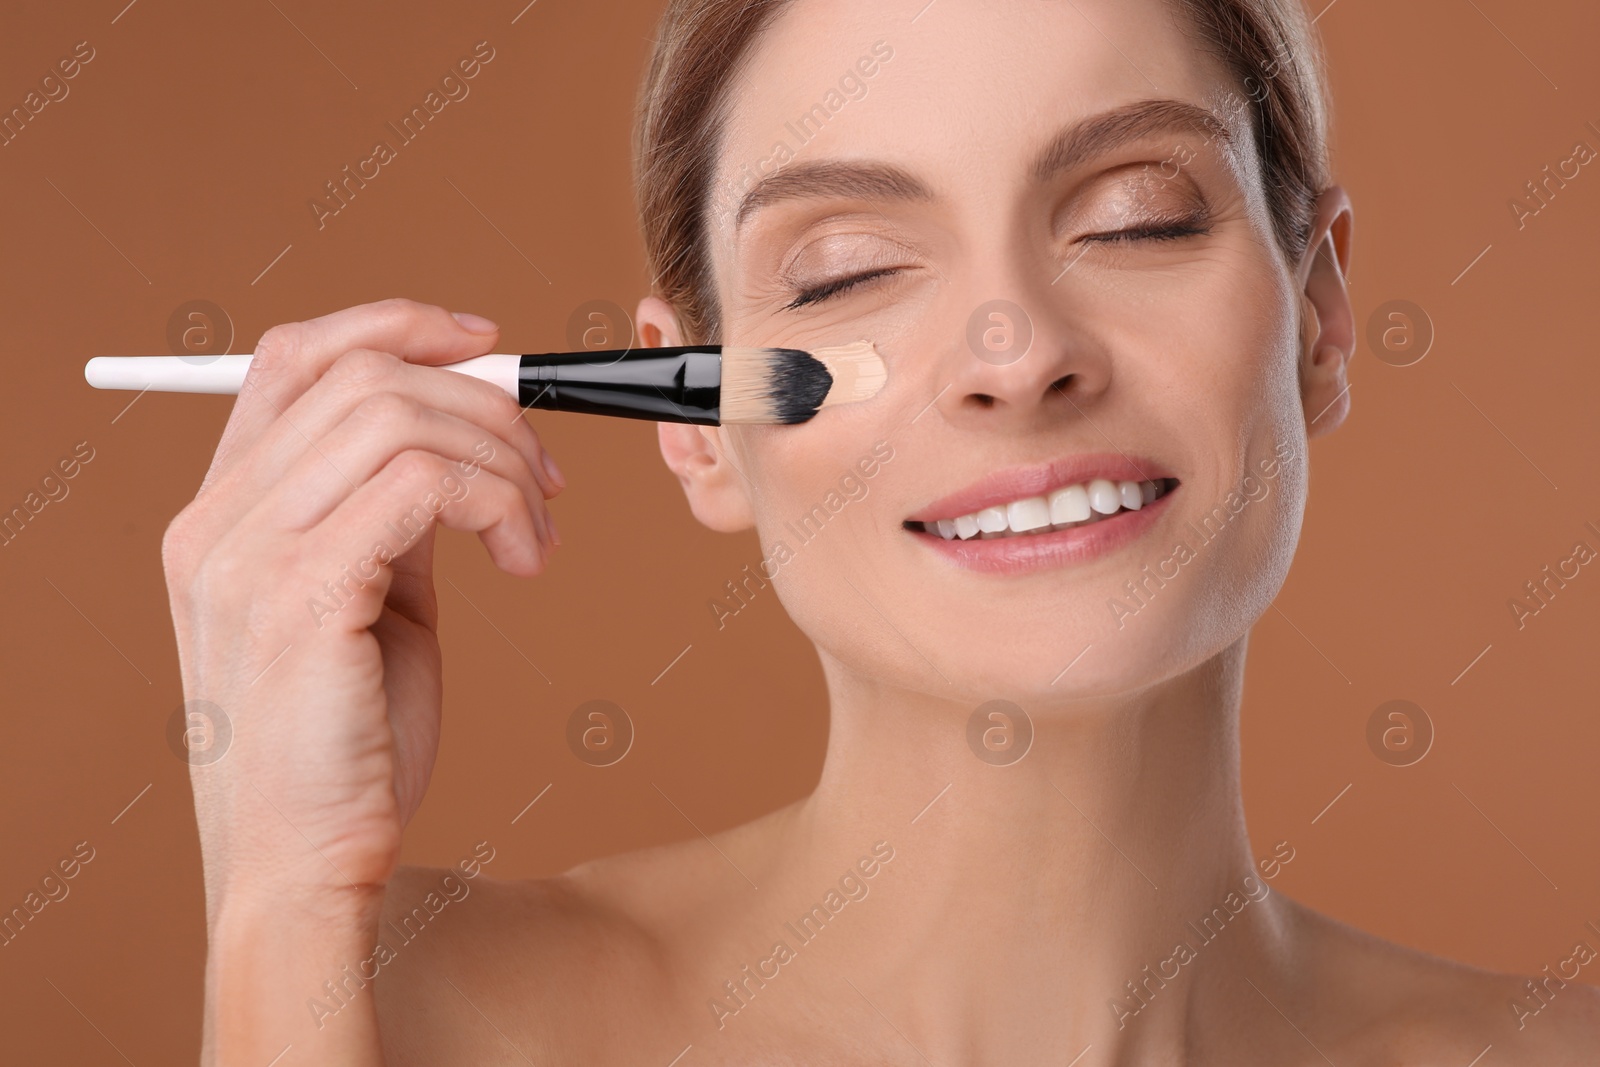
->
xmin=1030 ymin=98 xmax=1234 ymax=183
xmin=732 ymin=98 xmax=1235 ymax=232
xmin=733 ymin=159 xmax=932 ymax=231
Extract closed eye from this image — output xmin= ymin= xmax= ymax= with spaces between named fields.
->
xmin=782 ymin=219 xmax=1207 ymax=310
xmin=782 ymin=267 xmax=901 ymax=311
xmin=1083 ymin=219 xmax=1212 ymax=244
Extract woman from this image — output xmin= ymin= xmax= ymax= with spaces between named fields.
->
xmin=164 ymin=0 xmax=1599 ymax=1062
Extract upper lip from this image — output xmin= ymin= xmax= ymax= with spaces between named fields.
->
xmin=905 ymin=453 xmax=1176 ymax=523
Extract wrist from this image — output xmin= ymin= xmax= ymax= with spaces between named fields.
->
xmin=210 ymin=877 xmax=387 ymax=938
xmin=204 ymin=883 xmax=389 ymax=1065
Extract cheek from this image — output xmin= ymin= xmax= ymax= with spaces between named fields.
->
xmin=1164 ymin=267 xmax=1308 ymax=641
xmin=734 ymin=422 xmax=913 ymax=651
xmin=737 ymin=420 xmax=901 ymax=567
xmin=1143 ymin=242 xmax=1301 ymax=465
xmin=1061 ymin=250 xmax=1307 ymax=670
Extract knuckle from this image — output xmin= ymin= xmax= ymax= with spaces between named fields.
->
xmin=457 ymin=374 xmax=523 ymax=426
xmin=373 ymin=296 xmax=430 ymax=326
xmin=161 ymin=506 xmax=200 ymax=583
xmin=354 ymin=390 xmax=421 ymax=427
xmin=251 ymin=321 xmax=308 ymax=371
xmin=331 ymin=348 xmax=400 ymax=391
xmin=501 ymin=448 xmax=538 ymax=492
xmin=491 ymin=392 xmax=526 ymax=427
xmin=488 ymin=472 xmax=527 ymax=510
xmin=189 ymin=542 xmax=250 ymax=609
xmin=389 ymin=448 xmax=447 ymax=486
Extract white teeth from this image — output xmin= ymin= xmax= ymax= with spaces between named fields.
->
xmin=1088 ymin=479 xmax=1121 ymax=515
xmin=1007 ymin=497 xmax=1052 ymax=532
xmin=923 ymin=479 xmax=1169 ymax=540
xmin=1048 ymin=484 xmax=1090 ymax=524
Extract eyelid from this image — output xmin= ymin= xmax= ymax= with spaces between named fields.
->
xmin=777 ymin=222 xmax=919 ymax=278
xmin=782 ymin=267 xmax=901 ymax=311
xmin=1080 ymin=217 xmax=1211 ymax=244
xmin=1056 ymin=162 xmax=1210 ymax=232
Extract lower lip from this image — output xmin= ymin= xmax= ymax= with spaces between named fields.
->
xmin=909 ymin=488 xmax=1177 ymax=575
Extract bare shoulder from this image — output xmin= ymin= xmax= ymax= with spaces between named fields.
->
xmin=1283 ymin=897 xmax=1600 ymax=1065
xmin=369 ymin=858 xmax=671 ymax=1064
xmin=368 ymin=824 xmax=770 ymax=1064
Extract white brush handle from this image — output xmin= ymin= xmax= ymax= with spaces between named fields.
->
xmin=84 ymin=353 xmax=523 ymax=399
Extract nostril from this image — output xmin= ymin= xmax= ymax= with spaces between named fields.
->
xmin=1050 ymin=374 xmax=1075 ymax=393
xmin=969 ymin=393 xmax=997 ymax=407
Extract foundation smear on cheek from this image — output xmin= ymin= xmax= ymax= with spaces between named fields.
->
xmin=811 ymin=340 xmax=887 ymax=409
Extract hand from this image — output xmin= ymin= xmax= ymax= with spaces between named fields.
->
xmin=161 ymin=298 xmax=563 ymax=918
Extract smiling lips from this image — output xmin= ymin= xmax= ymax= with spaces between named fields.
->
xmin=910 ymin=477 xmax=1177 ymax=540
xmin=902 ymin=455 xmax=1180 ymax=570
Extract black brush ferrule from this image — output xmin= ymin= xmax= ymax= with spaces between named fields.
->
xmin=517 ymin=347 xmax=723 ymax=425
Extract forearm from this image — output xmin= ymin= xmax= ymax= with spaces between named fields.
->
xmin=204 ymin=888 xmax=389 ymax=1067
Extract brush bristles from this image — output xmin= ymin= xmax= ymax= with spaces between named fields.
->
xmin=718 ymin=341 xmax=886 ymax=424
xmin=718 ymin=347 xmax=833 ymax=424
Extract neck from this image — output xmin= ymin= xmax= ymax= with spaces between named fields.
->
xmin=765 ymin=634 xmax=1291 ymax=1062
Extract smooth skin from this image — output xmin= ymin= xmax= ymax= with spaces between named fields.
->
xmin=172 ymin=0 xmax=1598 ymax=1064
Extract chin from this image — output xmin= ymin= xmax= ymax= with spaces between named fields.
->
xmin=931 ymin=594 xmax=1249 ymax=706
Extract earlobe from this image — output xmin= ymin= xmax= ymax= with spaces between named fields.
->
xmin=657 ymin=422 xmax=757 ymax=534
xmin=1302 ymin=338 xmax=1350 ymax=438
xmin=657 ymin=422 xmax=715 ymax=487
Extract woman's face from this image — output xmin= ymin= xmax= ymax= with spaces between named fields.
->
xmin=684 ymin=0 xmax=1330 ymax=704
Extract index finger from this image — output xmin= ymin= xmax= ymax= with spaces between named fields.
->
xmin=208 ymin=298 xmax=502 ymax=482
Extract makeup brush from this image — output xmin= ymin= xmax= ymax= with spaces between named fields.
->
xmin=83 ymin=341 xmax=886 ymax=426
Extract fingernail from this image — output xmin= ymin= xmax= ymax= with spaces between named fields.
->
xmin=547 ymin=512 xmax=562 ymax=546
xmin=452 ymin=311 xmax=499 ymax=334
xmin=541 ymin=451 xmax=566 ymax=489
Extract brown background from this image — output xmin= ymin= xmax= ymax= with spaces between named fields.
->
xmin=2 ymin=0 xmax=1598 ymax=1059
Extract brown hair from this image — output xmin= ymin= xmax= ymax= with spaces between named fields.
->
xmin=633 ymin=0 xmax=1333 ymax=345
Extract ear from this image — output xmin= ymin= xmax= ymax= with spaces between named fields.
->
xmin=1296 ymin=186 xmax=1355 ymax=439
xmin=637 ymin=295 xmax=756 ymax=533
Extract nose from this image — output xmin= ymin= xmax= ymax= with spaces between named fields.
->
xmin=931 ymin=263 xmax=1114 ymax=429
